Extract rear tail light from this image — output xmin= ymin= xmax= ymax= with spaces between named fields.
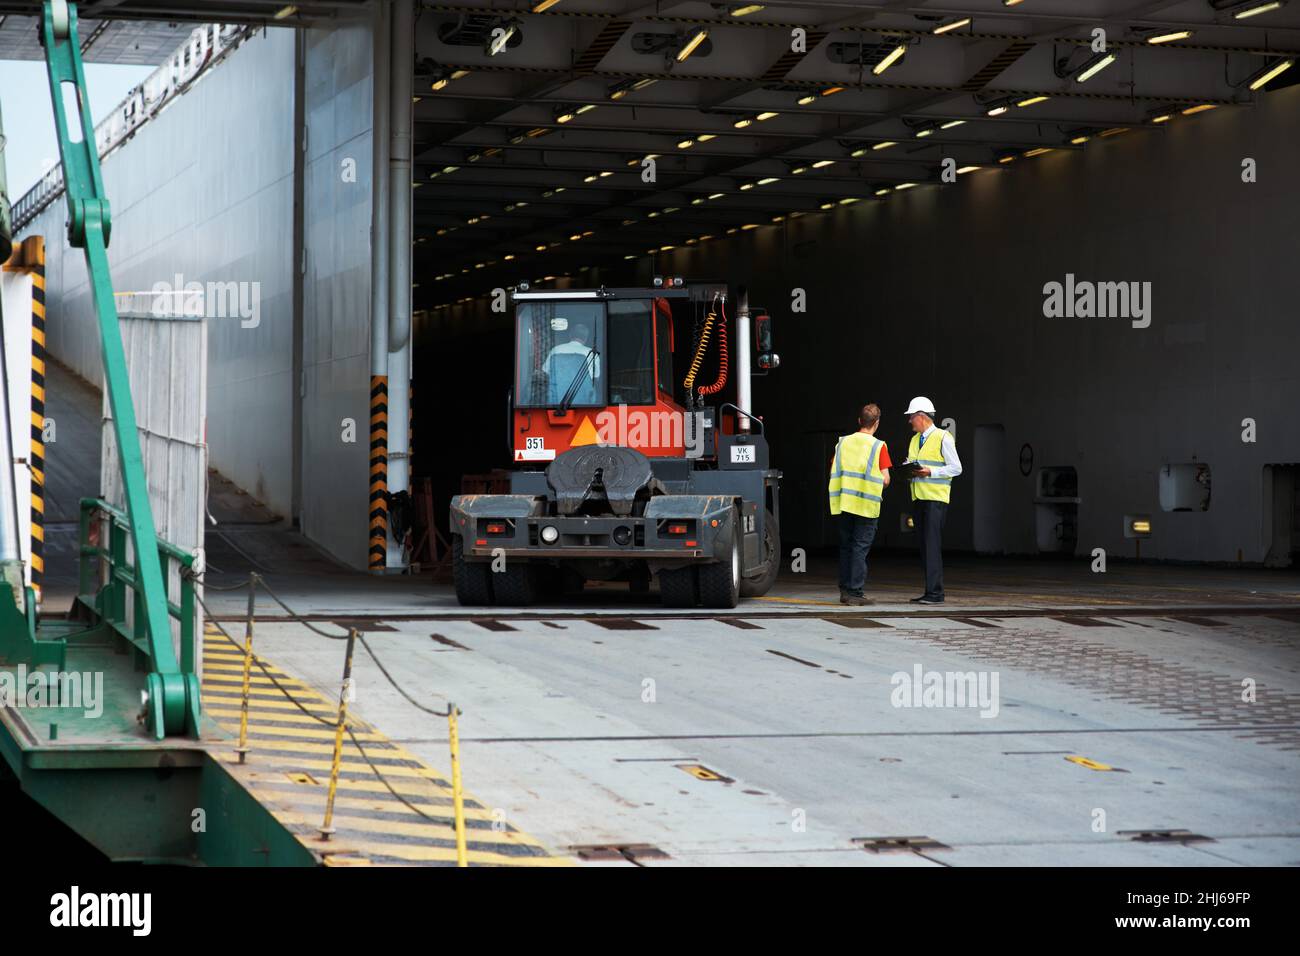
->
xmin=667 ymin=523 xmax=688 ymax=535
xmin=486 ymin=522 xmax=507 ymax=534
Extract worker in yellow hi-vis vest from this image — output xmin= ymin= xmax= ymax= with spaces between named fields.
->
xmin=828 ymin=404 xmax=892 ymax=605
xmin=903 ymin=397 xmax=962 ymax=605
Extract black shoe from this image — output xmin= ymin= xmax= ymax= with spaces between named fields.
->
xmin=918 ymin=596 xmax=944 ymax=605
xmin=909 ymin=596 xmax=927 ymax=604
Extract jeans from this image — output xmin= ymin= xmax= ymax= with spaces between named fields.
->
xmin=838 ymin=513 xmax=879 ymax=596
xmin=913 ymin=500 xmax=948 ymax=600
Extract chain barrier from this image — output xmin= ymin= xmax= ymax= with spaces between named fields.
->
xmin=187 ymin=570 xmax=471 ymax=861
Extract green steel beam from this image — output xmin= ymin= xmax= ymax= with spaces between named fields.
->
xmin=39 ymin=0 xmax=198 ymax=738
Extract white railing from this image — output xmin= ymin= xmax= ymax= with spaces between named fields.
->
xmin=12 ymin=22 xmax=253 ymax=232
xmin=114 ymin=290 xmax=207 ymax=319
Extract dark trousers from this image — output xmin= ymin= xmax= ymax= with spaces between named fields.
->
xmin=913 ymin=500 xmax=948 ymax=599
xmin=838 ymin=513 xmax=879 ymax=596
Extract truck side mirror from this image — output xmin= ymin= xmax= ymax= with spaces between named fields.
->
xmin=755 ymin=311 xmax=773 ymax=352
xmin=754 ymin=311 xmax=780 ymax=371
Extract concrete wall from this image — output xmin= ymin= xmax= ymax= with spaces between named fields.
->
xmin=25 ymin=22 xmax=381 ymax=569
xmin=299 ymin=20 xmax=376 ymax=568
xmin=651 ymin=84 xmax=1300 ymax=564
xmin=29 ymin=28 xmax=297 ymax=517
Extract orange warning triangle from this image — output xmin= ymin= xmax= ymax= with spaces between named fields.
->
xmin=570 ymin=415 xmax=600 ymax=447
xmin=515 ymin=450 xmax=525 ymax=461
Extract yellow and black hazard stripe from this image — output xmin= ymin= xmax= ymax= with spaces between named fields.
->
xmin=29 ymin=238 xmax=45 ymax=590
xmin=369 ymin=375 xmax=388 ymax=571
xmin=4 ymin=237 xmax=46 ymax=589
xmin=199 ymin=627 xmax=564 ymax=867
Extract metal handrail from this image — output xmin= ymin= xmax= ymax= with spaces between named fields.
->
xmin=12 ymin=21 xmax=251 ymax=233
xmin=77 ymin=496 xmax=199 ymax=676
xmin=720 ymin=402 xmax=765 ymax=435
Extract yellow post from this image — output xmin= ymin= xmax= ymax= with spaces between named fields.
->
xmin=320 ymin=627 xmax=358 ymax=840
xmin=236 ymin=572 xmax=257 ymax=764
xmin=448 ymin=703 xmax=468 ymax=867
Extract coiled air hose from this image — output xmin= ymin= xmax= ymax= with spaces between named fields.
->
xmin=681 ymin=293 xmax=718 ymax=393
xmin=697 ymin=296 xmax=729 ymax=397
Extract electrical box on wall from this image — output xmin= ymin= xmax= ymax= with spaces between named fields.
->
xmin=1159 ymin=462 xmax=1212 ymax=512
xmin=1034 ymin=466 xmax=1080 ymax=554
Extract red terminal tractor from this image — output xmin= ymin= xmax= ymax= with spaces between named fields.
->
xmin=450 ymin=277 xmax=782 ymax=608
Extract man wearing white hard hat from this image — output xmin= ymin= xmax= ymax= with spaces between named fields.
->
xmin=903 ymin=397 xmax=962 ymax=604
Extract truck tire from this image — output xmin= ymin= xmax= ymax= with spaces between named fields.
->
xmin=452 ymin=535 xmax=494 ymax=606
xmin=493 ymin=562 xmax=540 ymax=606
xmin=658 ymin=566 xmax=698 ymax=607
xmin=698 ymin=510 xmax=741 ymax=609
xmin=740 ymin=508 xmax=780 ymax=598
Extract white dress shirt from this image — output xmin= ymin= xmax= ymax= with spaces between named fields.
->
xmin=917 ymin=424 xmax=963 ymax=480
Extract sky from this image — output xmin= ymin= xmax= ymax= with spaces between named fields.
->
xmin=2 ymin=60 xmax=155 ymax=199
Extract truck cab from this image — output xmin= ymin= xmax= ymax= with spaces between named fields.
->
xmin=511 ymin=286 xmax=686 ymax=462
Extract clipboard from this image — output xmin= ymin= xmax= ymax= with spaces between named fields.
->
xmin=892 ymin=459 xmax=927 ymax=479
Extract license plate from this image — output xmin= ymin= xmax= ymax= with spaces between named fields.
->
xmin=516 ymin=437 xmax=555 ymax=461
xmin=729 ymin=444 xmax=755 ymax=464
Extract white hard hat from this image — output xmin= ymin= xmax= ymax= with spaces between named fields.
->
xmin=904 ymin=396 xmax=936 ymax=417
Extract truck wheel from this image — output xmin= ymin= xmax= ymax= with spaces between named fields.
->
xmin=658 ymin=566 xmax=698 ymax=607
xmin=740 ymin=508 xmax=780 ymax=598
xmin=493 ymin=562 xmax=540 ymax=606
xmin=698 ymin=511 xmax=741 ymax=609
xmin=452 ymin=535 xmax=494 ymax=606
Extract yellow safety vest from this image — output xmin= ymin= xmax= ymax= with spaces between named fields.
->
xmin=829 ymin=432 xmax=885 ymax=518
xmin=908 ymin=428 xmax=952 ymax=503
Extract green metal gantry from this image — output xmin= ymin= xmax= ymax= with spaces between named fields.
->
xmin=39 ymin=0 xmax=200 ymax=738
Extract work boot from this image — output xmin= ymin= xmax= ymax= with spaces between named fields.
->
xmin=839 ymin=590 xmax=852 ymax=604
xmin=844 ymin=594 xmax=872 ymax=606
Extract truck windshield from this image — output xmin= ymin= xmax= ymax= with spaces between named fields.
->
xmin=516 ymin=300 xmax=606 ymax=408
